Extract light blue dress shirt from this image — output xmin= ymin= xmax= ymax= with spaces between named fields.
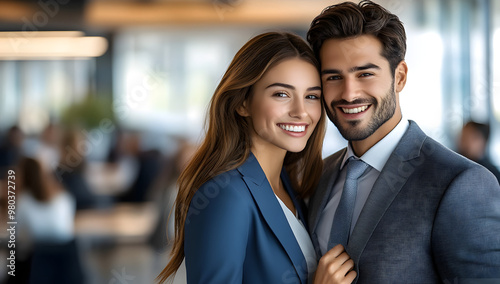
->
xmin=317 ymin=118 xmax=409 ymax=255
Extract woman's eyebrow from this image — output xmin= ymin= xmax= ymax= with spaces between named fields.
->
xmin=266 ymin=83 xmax=321 ymax=91
xmin=266 ymin=82 xmax=295 ymax=90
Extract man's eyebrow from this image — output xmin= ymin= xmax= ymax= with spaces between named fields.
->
xmin=266 ymin=83 xmax=321 ymax=92
xmin=321 ymin=63 xmax=381 ymax=76
xmin=321 ymin=69 xmax=341 ymax=76
xmin=349 ymin=63 xmax=381 ymax=73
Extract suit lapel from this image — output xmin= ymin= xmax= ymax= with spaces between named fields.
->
xmin=308 ymin=149 xmax=345 ymax=251
xmin=347 ymin=121 xmax=428 ymax=267
xmin=238 ymin=153 xmax=308 ymax=284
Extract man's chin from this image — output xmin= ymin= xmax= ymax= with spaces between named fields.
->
xmin=339 ymin=131 xmax=372 ymax=141
xmin=336 ymin=122 xmax=373 ymax=141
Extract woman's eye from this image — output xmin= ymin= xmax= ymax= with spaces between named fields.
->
xmin=274 ymin=92 xmax=288 ymax=98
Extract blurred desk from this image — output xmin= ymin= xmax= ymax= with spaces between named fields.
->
xmin=74 ymin=202 xmax=157 ymax=243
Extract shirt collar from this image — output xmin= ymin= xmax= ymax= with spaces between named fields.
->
xmin=341 ymin=117 xmax=409 ymax=172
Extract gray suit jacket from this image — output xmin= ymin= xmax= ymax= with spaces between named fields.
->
xmin=309 ymin=121 xmax=500 ymax=283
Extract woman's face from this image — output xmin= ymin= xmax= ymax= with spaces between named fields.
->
xmin=239 ymin=58 xmax=322 ymax=154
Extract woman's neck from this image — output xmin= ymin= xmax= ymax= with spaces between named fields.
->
xmin=251 ymin=145 xmax=297 ymax=214
xmin=251 ymin=145 xmax=286 ymax=194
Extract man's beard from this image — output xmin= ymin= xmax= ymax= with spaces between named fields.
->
xmin=327 ymin=84 xmax=396 ymax=141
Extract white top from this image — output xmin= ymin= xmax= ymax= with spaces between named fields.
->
xmin=276 ymin=195 xmax=317 ymax=282
xmin=172 ymin=258 xmax=187 ymax=284
xmin=17 ymin=191 xmax=75 ymax=243
xmin=317 ymin=118 xmax=409 ymax=255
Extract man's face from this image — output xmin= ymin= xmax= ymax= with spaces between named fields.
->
xmin=459 ymin=125 xmax=486 ymax=161
xmin=320 ymin=35 xmax=403 ymax=141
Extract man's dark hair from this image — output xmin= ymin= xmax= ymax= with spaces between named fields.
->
xmin=307 ymin=0 xmax=406 ymax=73
xmin=465 ymin=121 xmax=490 ymax=142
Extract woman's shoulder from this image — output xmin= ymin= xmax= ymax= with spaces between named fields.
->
xmin=54 ymin=190 xmax=75 ymax=201
xmin=52 ymin=190 xmax=76 ymax=209
xmin=187 ymin=155 xmax=267 ymax=222
xmin=195 ymin=168 xmax=251 ymax=203
xmin=186 ymin=168 xmax=254 ymax=227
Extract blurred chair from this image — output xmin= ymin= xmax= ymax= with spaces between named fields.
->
xmin=29 ymin=239 xmax=85 ymax=284
xmin=0 ymin=125 xmax=24 ymax=168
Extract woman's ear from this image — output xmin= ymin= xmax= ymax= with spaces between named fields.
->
xmin=236 ymin=101 xmax=250 ymax=117
xmin=395 ymin=60 xmax=408 ymax=93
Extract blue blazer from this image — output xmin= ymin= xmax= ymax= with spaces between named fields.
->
xmin=309 ymin=121 xmax=500 ymax=283
xmin=184 ymin=153 xmax=311 ymax=284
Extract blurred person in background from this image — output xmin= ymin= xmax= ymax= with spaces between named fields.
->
xmin=149 ymin=137 xmax=197 ymax=253
xmin=158 ymin=31 xmax=356 ymax=284
xmin=458 ymin=121 xmax=500 ymax=182
xmin=0 ymin=125 xmax=24 ymax=169
xmin=117 ymin=131 xmax=163 ymax=203
xmin=106 ymin=126 xmax=125 ymax=166
xmin=107 ymin=128 xmax=140 ymax=192
xmin=16 ymin=157 xmax=83 ymax=284
xmin=34 ymin=123 xmax=62 ymax=171
xmin=57 ymin=127 xmax=100 ymax=210
xmin=18 ymin=156 xmax=75 ymax=244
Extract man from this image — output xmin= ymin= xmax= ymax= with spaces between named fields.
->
xmin=307 ymin=1 xmax=500 ymax=283
xmin=458 ymin=121 xmax=500 ymax=182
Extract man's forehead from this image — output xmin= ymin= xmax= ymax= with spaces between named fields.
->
xmin=319 ymin=36 xmax=386 ymax=68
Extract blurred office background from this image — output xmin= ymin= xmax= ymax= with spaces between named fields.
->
xmin=0 ymin=0 xmax=499 ymax=283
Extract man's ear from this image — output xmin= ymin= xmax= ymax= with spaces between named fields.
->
xmin=395 ymin=60 xmax=408 ymax=93
xmin=236 ymin=100 xmax=250 ymax=117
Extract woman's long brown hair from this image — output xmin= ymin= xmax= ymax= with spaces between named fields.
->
xmin=157 ymin=31 xmax=326 ymax=283
xmin=20 ymin=157 xmax=52 ymax=202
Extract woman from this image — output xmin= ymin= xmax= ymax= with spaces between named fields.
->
xmin=18 ymin=157 xmax=75 ymax=243
xmin=17 ymin=157 xmax=83 ymax=284
xmin=157 ymin=32 xmax=355 ymax=284
xmin=58 ymin=128 xmax=99 ymax=210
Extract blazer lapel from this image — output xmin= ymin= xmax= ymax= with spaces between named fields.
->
xmin=281 ymin=169 xmax=308 ymax=227
xmin=238 ymin=153 xmax=308 ymax=284
xmin=347 ymin=121 xmax=428 ymax=267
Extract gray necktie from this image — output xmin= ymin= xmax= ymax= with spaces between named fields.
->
xmin=328 ymin=157 xmax=368 ymax=250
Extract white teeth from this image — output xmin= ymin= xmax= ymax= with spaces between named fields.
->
xmin=342 ymin=105 xmax=368 ymax=114
xmin=279 ymin=124 xmax=306 ymax=132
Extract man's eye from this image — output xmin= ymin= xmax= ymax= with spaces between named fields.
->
xmin=326 ymin=75 xmax=342 ymax=81
xmin=359 ymin=73 xmax=373 ymax=77
xmin=306 ymin=94 xmax=320 ymax=100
